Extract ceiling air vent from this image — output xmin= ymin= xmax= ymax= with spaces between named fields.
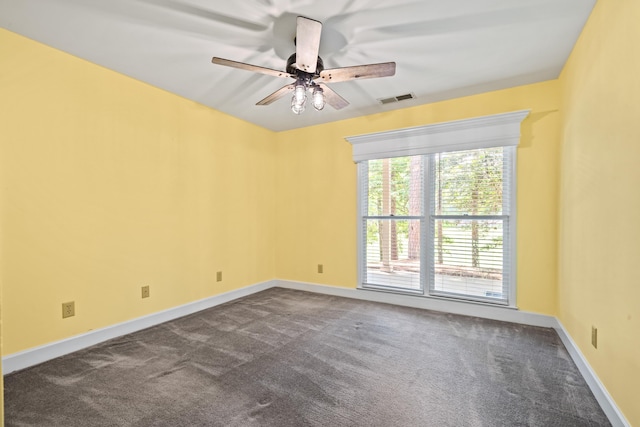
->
xmin=378 ymin=93 xmax=416 ymax=105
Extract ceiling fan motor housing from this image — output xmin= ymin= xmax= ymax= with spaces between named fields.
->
xmin=286 ymin=53 xmax=324 ymax=77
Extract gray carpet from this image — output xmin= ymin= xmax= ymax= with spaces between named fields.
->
xmin=4 ymin=287 xmax=610 ymax=426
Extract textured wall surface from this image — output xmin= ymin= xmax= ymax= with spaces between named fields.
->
xmin=558 ymin=0 xmax=640 ymax=424
xmin=0 ymin=29 xmax=277 ymax=356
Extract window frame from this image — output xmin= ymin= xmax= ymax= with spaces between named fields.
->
xmin=426 ymin=147 xmax=516 ymax=306
xmin=358 ymin=158 xmax=427 ymax=294
xmin=349 ymin=111 xmax=528 ymax=308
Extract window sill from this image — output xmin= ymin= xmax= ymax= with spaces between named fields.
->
xmin=358 ymin=285 xmax=518 ymax=311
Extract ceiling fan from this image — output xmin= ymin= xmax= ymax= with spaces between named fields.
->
xmin=212 ymin=16 xmax=396 ymax=114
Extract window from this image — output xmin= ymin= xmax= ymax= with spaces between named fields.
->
xmin=349 ymin=110 xmax=528 ymax=306
xmin=361 ymin=156 xmax=425 ymax=292
xmin=430 ymin=148 xmax=512 ymax=303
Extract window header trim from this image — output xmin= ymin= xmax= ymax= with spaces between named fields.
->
xmin=345 ymin=110 xmax=530 ymax=162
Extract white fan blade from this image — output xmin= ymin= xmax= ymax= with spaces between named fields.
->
xmin=212 ymin=57 xmax=293 ymax=79
xmin=256 ymin=84 xmax=295 ymax=105
xmin=295 ymin=16 xmax=322 ymax=74
xmin=319 ymin=84 xmax=349 ymax=110
xmin=320 ymin=62 xmax=396 ymax=83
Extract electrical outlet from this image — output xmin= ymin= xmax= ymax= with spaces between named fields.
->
xmin=317 ymin=264 xmax=324 ymax=274
xmin=591 ymin=326 xmax=598 ymax=349
xmin=141 ymin=285 xmax=150 ymax=299
xmin=216 ymin=271 xmax=222 ymax=282
xmin=62 ymin=301 xmax=75 ymax=319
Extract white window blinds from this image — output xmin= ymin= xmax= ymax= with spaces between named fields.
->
xmin=360 ymin=157 xmax=425 ymax=291
xmin=429 ymin=147 xmax=514 ymax=304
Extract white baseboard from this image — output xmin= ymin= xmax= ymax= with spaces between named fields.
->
xmin=554 ymin=322 xmax=630 ymax=427
xmin=3 ymin=278 xmax=629 ymax=426
xmin=275 ymin=279 xmax=557 ymax=327
xmin=2 ymin=280 xmax=276 ymax=374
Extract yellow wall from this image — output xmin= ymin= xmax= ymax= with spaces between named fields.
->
xmin=0 ymin=29 xmax=277 ymax=356
xmin=558 ymin=0 xmax=640 ymax=424
xmin=0 ymin=274 xmax=3 ymax=425
xmin=275 ymin=81 xmax=561 ymax=315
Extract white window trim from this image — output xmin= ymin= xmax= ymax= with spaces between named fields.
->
xmin=348 ymin=110 xmax=529 ymax=308
xmin=346 ymin=110 xmax=530 ymax=162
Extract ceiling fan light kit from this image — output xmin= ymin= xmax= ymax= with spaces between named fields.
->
xmin=212 ymin=16 xmax=396 ymax=115
xmin=291 ymin=78 xmax=326 ymax=114
xmin=291 ymin=81 xmax=308 ymax=114
xmin=312 ymin=86 xmax=326 ymax=111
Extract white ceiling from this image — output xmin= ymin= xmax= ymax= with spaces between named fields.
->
xmin=0 ymin=0 xmax=596 ymax=132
